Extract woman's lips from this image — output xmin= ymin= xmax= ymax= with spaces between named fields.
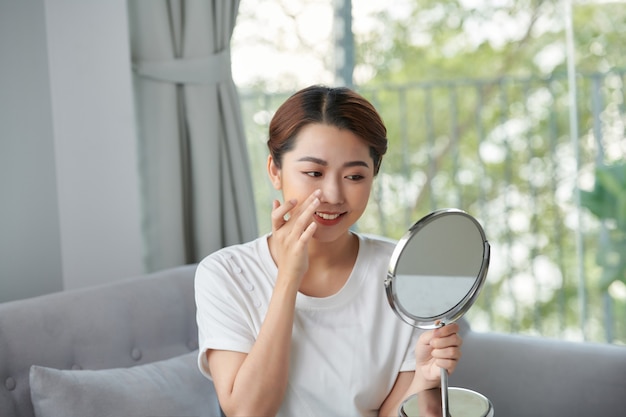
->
xmin=314 ymin=211 xmax=345 ymax=225
xmin=315 ymin=211 xmax=341 ymax=220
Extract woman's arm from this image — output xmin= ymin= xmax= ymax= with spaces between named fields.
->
xmin=207 ymin=192 xmax=321 ymax=416
xmin=378 ymin=371 xmax=420 ymax=417
xmin=207 ymin=276 xmax=299 ymax=417
xmin=378 ymin=323 xmax=463 ymax=417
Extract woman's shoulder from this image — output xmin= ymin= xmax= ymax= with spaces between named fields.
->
xmin=358 ymin=232 xmax=397 ymax=250
xmin=194 ymin=235 xmax=274 ymax=299
xmin=196 ymin=234 xmax=271 ymax=274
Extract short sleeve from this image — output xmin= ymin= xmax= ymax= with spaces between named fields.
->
xmin=399 ymin=326 xmax=422 ymax=372
xmin=194 ymin=256 xmax=256 ymax=378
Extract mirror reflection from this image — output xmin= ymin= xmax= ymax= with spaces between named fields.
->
xmin=393 ymin=212 xmax=486 ymax=321
xmin=386 ymin=209 xmax=490 ymax=329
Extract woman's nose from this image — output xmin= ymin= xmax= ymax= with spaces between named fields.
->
xmin=320 ymin=177 xmax=344 ymax=204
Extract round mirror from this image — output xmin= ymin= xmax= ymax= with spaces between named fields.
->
xmin=385 ymin=208 xmax=490 ymax=329
xmin=385 ymin=208 xmax=493 ymax=417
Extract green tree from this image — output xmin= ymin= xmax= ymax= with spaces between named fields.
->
xmin=356 ymin=0 xmax=626 ymax=83
xmin=352 ymin=0 xmax=626 ymax=342
xmin=236 ymin=0 xmax=626 ymax=343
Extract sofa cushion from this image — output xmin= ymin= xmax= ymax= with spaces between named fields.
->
xmin=29 ymin=351 xmax=221 ymax=417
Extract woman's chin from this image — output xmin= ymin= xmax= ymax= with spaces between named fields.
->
xmin=312 ymin=228 xmax=354 ymax=244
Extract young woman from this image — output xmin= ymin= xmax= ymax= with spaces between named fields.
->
xmin=195 ymin=85 xmax=462 ymax=417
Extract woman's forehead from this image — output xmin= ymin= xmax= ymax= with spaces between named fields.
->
xmin=285 ymin=137 xmax=374 ymax=171
xmin=291 ymin=124 xmax=370 ymax=152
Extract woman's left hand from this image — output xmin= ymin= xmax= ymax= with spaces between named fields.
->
xmin=414 ymin=322 xmax=463 ymax=385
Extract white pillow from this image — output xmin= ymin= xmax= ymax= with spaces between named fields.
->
xmin=30 ymin=351 xmax=221 ymax=417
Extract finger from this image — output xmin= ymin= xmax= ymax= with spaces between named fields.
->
xmin=431 ymin=345 xmax=462 ymax=361
xmin=282 ymin=191 xmax=319 ymax=238
xmin=433 ymin=323 xmax=459 ymax=338
xmin=289 ymin=189 xmax=321 ymax=219
xmin=273 ymin=190 xmax=321 ymax=230
xmin=271 ymin=199 xmax=296 ymax=229
xmin=299 ymin=220 xmax=318 ymax=243
xmin=414 ymin=331 xmax=435 ymax=367
xmin=430 ymin=334 xmax=463 ymax=352
xmin=415 ymin=330 xmax=435 ymax=354
xmin=271 ymin=199 xmax=281 ymax=218
xmin=288 ymin=190 xmax=321 ymax=232
xmin=431 ymin=325 xmax=462 ymax=348
xmin=435 ymin=357 xmax=460 ymax=374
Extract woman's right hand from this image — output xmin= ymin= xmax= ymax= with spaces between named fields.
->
xmin=209 ymin=189 xmax=322 ymax=417
xmin=269 ymin=189 xmax=321 ymax=287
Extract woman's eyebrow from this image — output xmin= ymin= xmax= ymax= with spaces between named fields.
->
xmin=344 ymin=160 xmax=370 ymax=168
xmin=297 ymin=156 xmax=370 ymax=169
xmin=297 ymin=156 xmax=327 ymax=165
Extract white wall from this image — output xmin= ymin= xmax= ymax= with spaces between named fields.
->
xmin=45 ymin=0 xmax=144 ymax=290
xmin=0 ymin=0 xmax=63 ymax=302
xmin=0 ymin=0 xmax=144 ymax=302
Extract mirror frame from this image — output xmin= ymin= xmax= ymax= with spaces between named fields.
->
xmin=385 ymin=208 xmax=491 ymax=329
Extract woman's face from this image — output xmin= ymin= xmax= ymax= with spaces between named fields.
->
xmin=268 ymin=123 xmax=375 ymax=242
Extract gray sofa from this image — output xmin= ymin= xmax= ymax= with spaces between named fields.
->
xmin=1 ymin=264 xmax=625 ymax=417
xmin=0 ymin=264 xmax=221 ymax=417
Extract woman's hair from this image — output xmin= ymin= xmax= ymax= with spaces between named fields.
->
xmin=267 ymin=85 xmax=388 ymax=175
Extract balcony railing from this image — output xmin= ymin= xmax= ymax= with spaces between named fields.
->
xmin=239 ymin=69 xmax=626 ymax=344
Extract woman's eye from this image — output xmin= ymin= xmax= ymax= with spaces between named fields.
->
xmin=305 ymin=171 xmax=322 ymax=178
xmin=346 ymin=174 xmax=364 ymax=181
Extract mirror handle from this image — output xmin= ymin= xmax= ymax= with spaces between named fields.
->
xmin=441 ymin=367 xmax=450 ymax=417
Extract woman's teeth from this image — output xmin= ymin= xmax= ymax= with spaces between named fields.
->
xmin=316 ymin=212 xmax=341 ymax=220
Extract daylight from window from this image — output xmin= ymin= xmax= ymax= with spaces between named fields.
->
xmin=231 ymin=0 xmax=626 ymax=345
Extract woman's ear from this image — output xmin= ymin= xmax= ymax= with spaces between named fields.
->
xmin=267 ymin=155 xmax=282 ymax=190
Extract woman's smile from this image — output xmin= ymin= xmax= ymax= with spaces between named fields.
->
xmin=314 ymin=211 xmax=346 ymax=226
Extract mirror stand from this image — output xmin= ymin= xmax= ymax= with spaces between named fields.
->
xmin=385 ymin=209 xmax=494 ymax=417
xmin=440 ymin=367 xmax=449 ymax=417
xmin=399 ymin=386 xmax=493 ymax=417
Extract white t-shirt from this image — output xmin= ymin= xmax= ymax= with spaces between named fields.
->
xmin=195 ymin=233 xmax=421 ymax=417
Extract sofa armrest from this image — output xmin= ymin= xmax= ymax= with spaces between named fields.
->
xmin=0 ymin=264 xmax=199 ymax=417
xmin=450 ymin=328 xmax=626 ymax=417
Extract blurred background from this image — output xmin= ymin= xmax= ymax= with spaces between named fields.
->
xmin=1 ymin=0 xmax=624 ymax=345
xmin=234 ymin=0 xmax=626 ymax=344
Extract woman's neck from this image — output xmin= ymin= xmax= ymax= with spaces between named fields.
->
xmin=298 ymin=232 xmax=359 ymax=297
xmin=307 ymin=232 xmax=357 ymax=262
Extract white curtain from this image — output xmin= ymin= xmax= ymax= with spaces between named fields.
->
xmin=128 ymin=0 xmax=257 ymax=271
